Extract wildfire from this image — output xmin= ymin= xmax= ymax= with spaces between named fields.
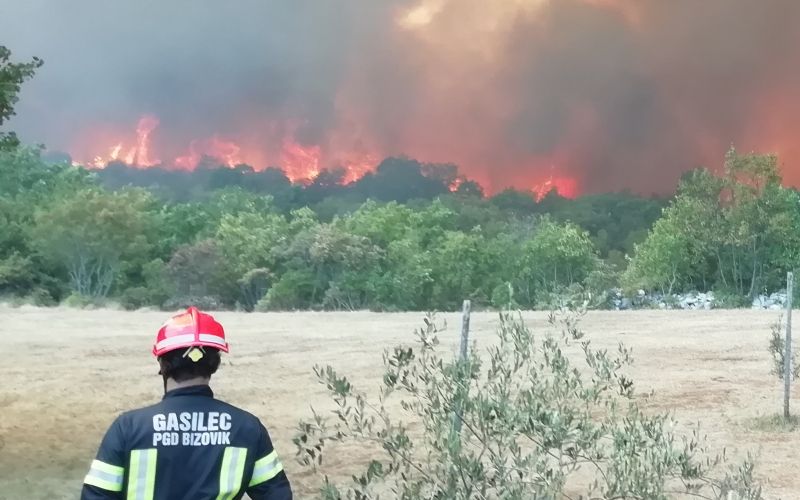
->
xmin=134 ymin=115 xmax=159 ymax=166
xmin=532 ymin=175 xmax=579 ymax=201
xmin=174 ymin=136 xmax=243 ymax=170
xmin=74 ymin=114 xmax=388 ymax=186
xmin=335 ymin=152 xmax=380 ymax=184
xmin=73 ymin=114 xmax=584 ymax=197
xmin=88 ymin=114 xmax=160 ymax=168
xmin=280 ymin=139 xmax=321 ymax=183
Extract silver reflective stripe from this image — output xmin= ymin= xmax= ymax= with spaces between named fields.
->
xmin=127 ymin=449 xmax=157 ymax=500
xmin=199 ymin=333 xmax=226 ymax=345
xmin=156 ymin=333 xmax=225 ymax=351
xmin=84 ymin=459 xmax=124 ymax=491
xmin=155 ymin=333 xmax=196 ymax=351
xmin=249 ymin=451 xmax=284 ymax=486
xmin=87 ymin=469 xmax=123 ymax=487
xmin=216 ymin=447 xmax=247 ymax=500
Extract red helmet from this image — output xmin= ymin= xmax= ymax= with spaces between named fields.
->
xmin=153 ymin=306 xmax=229 ymax=357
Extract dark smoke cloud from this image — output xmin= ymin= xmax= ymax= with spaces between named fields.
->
xmin=2 ymin=0 xmax=800 ymax=193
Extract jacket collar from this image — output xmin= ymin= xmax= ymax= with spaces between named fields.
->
xmin=163 ymin=384 xmax=214 ymax=399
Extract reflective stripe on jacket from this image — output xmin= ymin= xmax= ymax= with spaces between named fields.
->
xmin=81 ymin=385 xmax=292 ymax=500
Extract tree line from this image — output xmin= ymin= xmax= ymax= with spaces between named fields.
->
xmin=1 ymin=145 xmax=667 ymax=311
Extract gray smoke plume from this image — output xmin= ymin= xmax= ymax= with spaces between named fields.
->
xmin=3 ymin=0 xmax=800 ymax=193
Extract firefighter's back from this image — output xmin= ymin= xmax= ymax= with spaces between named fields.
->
xmin=84 ymin=385 xmax=289 ymax=500
xmin=81 ymin=308 xmax=291 ymax=500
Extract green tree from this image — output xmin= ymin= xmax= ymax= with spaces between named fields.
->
xmin=429 ymin=229 xmax=496 ymax=309
xmin=31 ymin=188 xmax=159 ymax=298
xmin=622 ymin=209 xmax=695 ymax=295
xmin=212 ymin=207 xmax=288 ymax=309
xmin=0 ymin=147 xmax=94 ymax=298
xmin=342 ymin=201 xmax=416 ymax=248
xmin=627 ymin=149 xmax=800 ymax=299
xmin=490 ymin=188 xmax=538 ymax=215
xmin=0 ymin=46 xmax=43 ymax=150
xmin=165 ymin=239 xmax=232 ymax=308
xmin=214 ymin=210 xmax=287 ymax=279
xmin=521 ymin=217 xmax=598 ymax=299
xmin=373 ymin=237 xmax=433 ymax=310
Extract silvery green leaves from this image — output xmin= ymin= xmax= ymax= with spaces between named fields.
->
xmin=295 ymin=309 xmax=761 ymax=499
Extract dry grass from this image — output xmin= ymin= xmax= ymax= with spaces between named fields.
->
xmin=0 ymin=306 xmax=798 ymax=499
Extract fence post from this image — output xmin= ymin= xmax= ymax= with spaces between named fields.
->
xmin=784 ymin=272 xmax=794 ymax=420
xmin=452 ymin=299 xmax=471 ymax=435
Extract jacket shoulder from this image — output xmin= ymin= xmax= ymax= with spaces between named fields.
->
xmin=212 ymin=398 xmax=266 ymax=427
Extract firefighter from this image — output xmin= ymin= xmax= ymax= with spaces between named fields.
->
xmin=81 ymin=306 xmax=292 ymax=500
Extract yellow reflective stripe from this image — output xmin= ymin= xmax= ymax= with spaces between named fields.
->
xmin=127 ymin=449 xmax=157 ymax=500
xmin=84 ymin=459 xmax=124 ymax=492
xmin=249 ymin=450 xmax=284 ymax=486
xmin=216 ymin=447 xmax=248 ymax=500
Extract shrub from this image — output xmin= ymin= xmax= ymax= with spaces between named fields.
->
xmin=63 ymin=293 xmax=104 ymax=309
xmin=767 ymin=315 xmax=800 ymax=381
xmin=238 ymin=268 xmax=272 ymax=312
xmin=256 ymin=269 xmax=315 ymax=311
xmin=162 ymin=296 xmax=222 ymax=311
xmin=118 ymin=287 xmax=153 ymax=311
xmin=296 ymin=309 xmax=762 ymax=499
xmin=712 ymin=289 xmax=751 ymax=309
xmin=26 ymin=287 xmax=56 ymax=307
xmin=490 ymin=282 xmax=518 ymax=310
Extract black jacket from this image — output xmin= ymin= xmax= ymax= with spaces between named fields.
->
xmin=81 ymin=385 xmax=292 ymax=500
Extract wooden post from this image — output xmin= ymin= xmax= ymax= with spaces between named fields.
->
xmin=459 ymin=299 xmax=471 ymax=361
xmin=452 ymin=300 xmax=471 ymax=435
xmin=784 ymin=272 xmax=794 ymax=420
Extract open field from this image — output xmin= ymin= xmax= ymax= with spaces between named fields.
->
xmin=1 ymin=306 xmax=799 ymax=499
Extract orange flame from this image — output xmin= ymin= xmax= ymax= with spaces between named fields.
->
xmin=134 ymin=115 xmax=159 ymax=166
xmin=281 ymin=138 xmax=321 ymax=183
xmin=335 ymin=152 xmax=380 ymax=184
xmin=87 ymin=115 xmax=160 ymax=168
xmin=174 ymin=136 xmax=243 ymax=170
xmin=75 ymin=114 xmax=579 ymax=197
xmin=532 ymin=175 xmax=578 ymax=201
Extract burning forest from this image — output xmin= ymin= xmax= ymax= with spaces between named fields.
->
xmin=3 ymin=0 xmax=800 ymax=197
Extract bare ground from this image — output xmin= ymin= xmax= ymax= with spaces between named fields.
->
xmin=0 ymin=306 xmax=797 ymax=499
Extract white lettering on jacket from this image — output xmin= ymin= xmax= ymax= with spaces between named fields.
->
xmin=151 ymin=412 xmax=232 ymax=446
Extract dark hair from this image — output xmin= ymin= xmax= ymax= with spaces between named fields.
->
xmin=158 ymin=347 xmax=221 ymax=382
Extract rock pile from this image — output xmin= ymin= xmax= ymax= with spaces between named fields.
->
xmin=609 ymin=289 xmax=791 ymax=310
xmin=751 ymin=292 xmax=788 ymax=310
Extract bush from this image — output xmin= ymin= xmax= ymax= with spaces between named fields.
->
xmin=141 ymin=258 xmax=171 ymax=307
xmin=238 ymin=268 xmax=272 ymax=312
xmin=712 ymin=289 xmax=751 ymax=309
xmin=296 ymin=309 xmax=762 ymax=499
xmin=27 ymin=287 xmax=56 ymax=307
xmin=767 ymin=315 xmax=800 ymax=381
xmin=162 ymin=296 xmax=222 ymax=311
xmin=256 ymin=269 xmax=314 ymax=311
xmin=490 ymin=282 xmax=518 ymax=310
xmin=118 ymin=287 xmax=153 ymax=311
xmin=63 ymin=293 xmax=105 ymax=309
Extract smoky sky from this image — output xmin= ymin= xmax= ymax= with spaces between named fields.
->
xmin=3 ymin=0 xmax=800 ymax=194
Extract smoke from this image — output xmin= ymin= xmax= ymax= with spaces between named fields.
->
xmin=2 ymin=0 xmax=800 ymax=194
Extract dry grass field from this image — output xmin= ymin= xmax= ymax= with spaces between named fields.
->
xmin=1 ymin=306 xmax=799 ymax=499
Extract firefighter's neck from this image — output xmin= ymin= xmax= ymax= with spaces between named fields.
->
xmin=165 ymin=376 xmax=210 ymax=392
